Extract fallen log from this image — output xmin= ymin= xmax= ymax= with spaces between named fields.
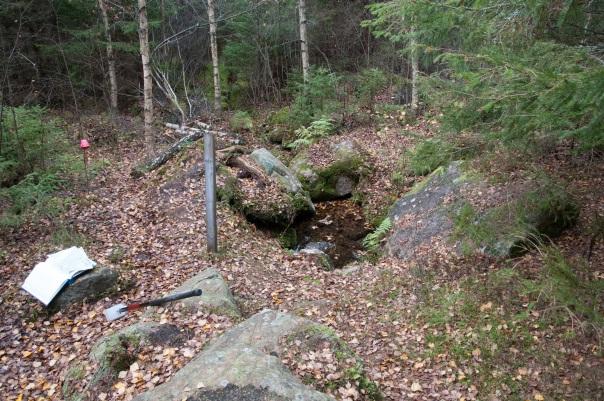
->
xmin=131 ymin=124 xmax=240 ymax=178
xmin=226 ymin=155 xmax=269 ymax=186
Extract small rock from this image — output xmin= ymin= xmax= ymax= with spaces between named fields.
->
xmin=47 ymin=266 xmax=118 ymax=312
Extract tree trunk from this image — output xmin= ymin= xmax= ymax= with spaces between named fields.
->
xmin=98 ymin=0 xmax=118 ymax=113
xmin=207 ymin=0 xmax=221 ymax=112
xmin=138 ymin=0 xmax=153 ymax=153
xmin=410 ymin=32 xmax=419 ymax=112
xmin=298 ymin=0 xmax=309 ymax=83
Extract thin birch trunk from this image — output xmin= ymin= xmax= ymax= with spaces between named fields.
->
xmin=410 ymin=32 xmax=419 ymax=112
xmin=298 ymin=0 xmax=309 ymax=83
xmin=98 ymin=0 xmax=118 ymax=113
xmin=207 ymin=0 xmax=221 ymax=112
xmin=138 ymin=0 xmax=153 ymax=152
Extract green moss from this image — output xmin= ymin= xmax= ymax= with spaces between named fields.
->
xmin=62 ymin=363 xmax=86 ymax=400
xmin=278 ymin=227 xmax=298 ymax=248
xmin=309 ymin=157 xmax=365 ymax=201
xmin=452 ymin=180 xmax=578 ymax=257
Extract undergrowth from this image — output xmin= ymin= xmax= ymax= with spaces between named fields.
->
xmin=415 ymin=246 xmax=602 ymax=399
xmin=287 ymin=117 xmax=335 ymax=150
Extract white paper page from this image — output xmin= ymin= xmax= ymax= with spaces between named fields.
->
xmin=21 ymin=247 xmax=97 ymax=305
xmin=21 ymin=262 xmax=69 ymax=305
xmin=45 ymin=247 xmax=96 ymax=276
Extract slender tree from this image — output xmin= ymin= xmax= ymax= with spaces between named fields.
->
xmin=98 ymin=0 xmax=118 ymax=114
xmin=409 ymin=27 xmax=419 ymax=111
xmin=138 ymin=0 xmax=153 ymax=151
xmin=207 ymin=0 xmax=221 ymax=112
xmin=298 ymin=0 xmax=309 ymax=83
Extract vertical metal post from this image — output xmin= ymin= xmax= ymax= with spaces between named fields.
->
xmin=204 ymin=131 xmax=218 ymax=252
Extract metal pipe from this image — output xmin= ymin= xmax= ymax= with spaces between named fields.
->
xmin=204 ymin=131 xmax=218 ymax=252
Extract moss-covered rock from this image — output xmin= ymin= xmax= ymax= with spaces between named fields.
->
xmin=290 ymin=140 xmax=368 ymax=201
xmin=385 ymin=161 xmax=579 ymax=260
xmin=132 ymin=310 xmax=335 ymax=401
xmin=453 ymin=181 xmax=579 ymax=257
xmin=217 ymin=149 xmax=314 ymax=228
xmin=89 ymin=322 xmax=184 ymax=390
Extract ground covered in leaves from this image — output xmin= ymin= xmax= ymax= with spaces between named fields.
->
xmin=1 ymin=113 xmax=602 ymax=401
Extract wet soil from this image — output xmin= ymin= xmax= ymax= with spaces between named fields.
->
xmin=294 ymin=199 xmax=372 ymax=268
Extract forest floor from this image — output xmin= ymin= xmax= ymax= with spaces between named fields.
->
xmin=0 ymin=112 xmax=603 ymax=401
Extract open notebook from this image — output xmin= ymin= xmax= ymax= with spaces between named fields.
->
xmin=22 ymin=247 xmax=96 ymax=305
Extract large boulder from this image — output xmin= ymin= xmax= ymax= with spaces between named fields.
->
xmin=132 ymin=310 xmax=336 ymax=401
xmin=218 ymin=149 xmax=314 ymax=228
xmin=48 ymin=266 xmax=118 ymax=312
xmin=168 ymin=268 xmax=240 ymax=317
xmin=250 ymin=148 xmax=304 ymax=194
xmin=385 ymin=162 xmax=578 ymax=260
xmin=290 ymin=140 xmax=367 ymax=201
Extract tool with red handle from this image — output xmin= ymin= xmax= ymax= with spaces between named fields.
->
xmin=103 ymin=289 xmax=202 ymax=321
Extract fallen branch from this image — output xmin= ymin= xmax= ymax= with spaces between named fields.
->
xmin=227 ymin=155 xmax=269 ymax=186
xmin=131 ymin=124 xmax=242 ymax=177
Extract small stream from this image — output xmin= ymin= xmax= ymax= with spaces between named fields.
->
xmin=293 ymin=199 xmax=372 ymax=268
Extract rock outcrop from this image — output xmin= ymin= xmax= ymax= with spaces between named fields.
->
xmin=169 ymin=268 xmax=240 ymax=317
xmin=218 ymin=149 xmax=314 ymax=227
xmin=133 ymin=310 xmax=336 ymax=401
xmin=385 ymin=162 xmax=578 ymax=259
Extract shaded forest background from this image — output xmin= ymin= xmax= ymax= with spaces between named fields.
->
xmin=0 ymin=0 xmax=603 ymax=226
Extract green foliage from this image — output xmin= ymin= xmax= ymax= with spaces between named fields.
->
xmin=0 ymin=107 xmax=87 ymax=228
xmin=287 ymin=118 xmax=335 ymax=150
xmin=229 ymin=111 xmax=254 ymax=131
xmin=1 ymin=106 xmax=67 ymax=185
xmin=267 ymin=107 xmax=292 ymax=127
xmin=406 ymin=139 xmax=456 ymax=176
xmin=288 ymin=68 xmax=340 ymax=128
xmin=356 ymin=68 xmax=388 ymax=110
xmin=524 ymin=248 xmax=603 ymax=325
xmin=363 ymin=217 xmax=392 ymax=252
xmin=365 ymin=1 xmax=604 ymax=151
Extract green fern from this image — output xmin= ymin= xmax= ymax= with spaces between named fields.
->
xmin=363 ymin=217 xmax=392 ymax=252
xmin=287 ymin=118 xmax=335 ymax=150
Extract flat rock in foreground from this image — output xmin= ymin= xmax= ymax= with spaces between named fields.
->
xmin=133 ymin=310 xmax=334 ymax=401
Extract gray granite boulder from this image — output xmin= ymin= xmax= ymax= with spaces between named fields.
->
xmin=385 ymin=161 xmax=578 ymax=260
xmin=133 ymin=310 xmax=335 ymax=401
xmin=168 ymin=268 xmax=240 ymax=317
xmin=385 ymin=162 xmax=466 ymax=260
xmin=48 ymin=266 xmax=118 ymax=312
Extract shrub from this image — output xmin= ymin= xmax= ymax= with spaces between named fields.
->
xmin=406 ymin=139 xmax=456 ymax=176
xmin=363 ymin=217 xmax=392 ymax=252
xmin=0 ymin=106 xmax=67 ymax=185
xmin=229 ymin=110 xmax=253 ymax=131
xmin=0 ymin=106 xmax=85 ymax=228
